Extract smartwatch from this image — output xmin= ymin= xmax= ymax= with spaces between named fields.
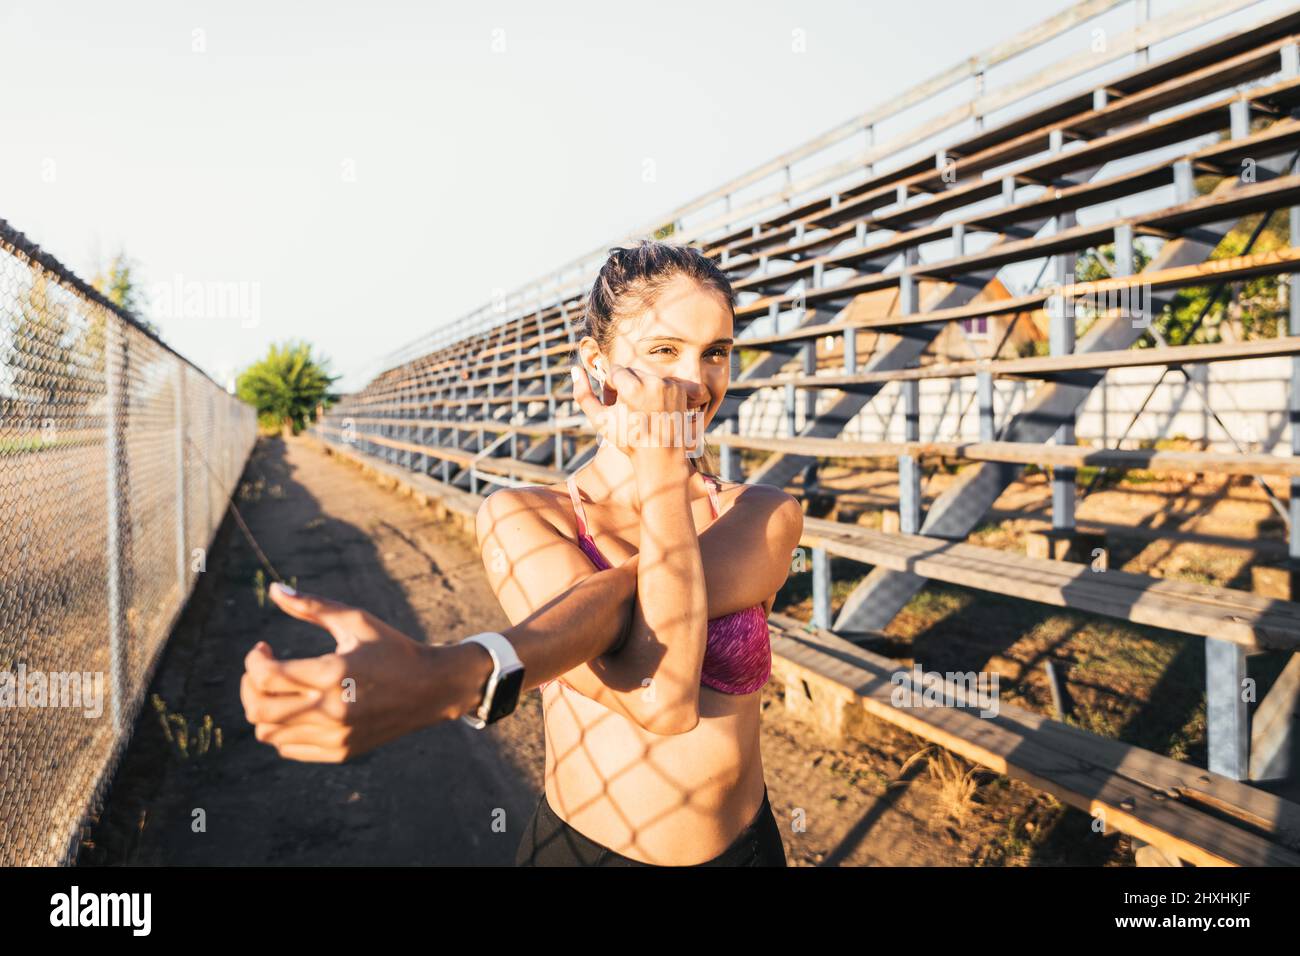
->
xmin=458 ymin=632 xmax=525 ymax=729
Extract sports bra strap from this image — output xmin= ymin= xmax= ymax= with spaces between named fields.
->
xmin=704 ymin=473 xmax=721 ymax=519
xmin=566 ymin=474 xmax=589 ymax=537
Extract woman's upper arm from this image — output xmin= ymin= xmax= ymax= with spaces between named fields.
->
xmin=699 ymin=484 xmax=803 ymax=619
xmin=475 ymin=487 xmax=598 ymax=625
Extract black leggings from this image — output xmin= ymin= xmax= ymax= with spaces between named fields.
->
xmin=515 ymin=787 xmax=788 ymax=867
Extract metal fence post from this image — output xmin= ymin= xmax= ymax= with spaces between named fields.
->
xmin=206 ymin=391 xmax=215 ymax=534
xmin=174 ymin=364 xmax=188 ymax=595
xmin=104 ymin=318 xmax=128 ymax=732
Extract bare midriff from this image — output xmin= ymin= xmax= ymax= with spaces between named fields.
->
xmin=541 ymin=679 xmax=767 ymax=865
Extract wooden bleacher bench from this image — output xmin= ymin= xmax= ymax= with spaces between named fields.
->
xmin=313 ymin=424 xmax=564 ymax=487
xmin=766 ymin=611 xmax=1300 ymax=866
xmin=799 ymin=517 xmax=1300 ymax=650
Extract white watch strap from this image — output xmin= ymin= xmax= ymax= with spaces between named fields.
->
xmin=459 ymin=631 xmax=522 ymax=725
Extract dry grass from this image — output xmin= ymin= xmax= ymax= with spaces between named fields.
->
xmin=897 ymin=744 xmax=998 ymax=830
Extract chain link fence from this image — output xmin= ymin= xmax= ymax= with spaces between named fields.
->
xmin=0 ymin=220 xmax=257 ymax=865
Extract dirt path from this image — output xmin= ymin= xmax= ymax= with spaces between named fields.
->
xmin=79 ymin=436 xmax=1124 ymax=866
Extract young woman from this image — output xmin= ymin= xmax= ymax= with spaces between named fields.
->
xmin=476 ymin=241 xmax=803 ymax=866
xmin=241 ymin=241 xmax=803 ymax=868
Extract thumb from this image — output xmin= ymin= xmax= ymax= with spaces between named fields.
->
xmin=269 ymin=582 xmax=352 ymax=630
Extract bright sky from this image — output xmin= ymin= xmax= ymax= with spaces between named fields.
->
xmin=0 ymin=0 xmax=1151 ymax=392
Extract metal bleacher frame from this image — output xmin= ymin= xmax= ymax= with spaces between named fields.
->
xmin=316 ymin=0 xmax=1300 ymax=865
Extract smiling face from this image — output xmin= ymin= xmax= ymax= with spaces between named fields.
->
xmin=579 ymin=272 xmax=734 ymax=431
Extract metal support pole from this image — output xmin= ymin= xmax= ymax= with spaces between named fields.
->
xmin=812 ymin=547 xmax=831 ymax=629
xmin=1283 ymin=40 xmax=1300 ymax=77
xmin=720 ymin=418 xmax=738 ymax=482
xmin=1052 ymin=211 xmax=1078 ymax=533
xmin=538 ymin=311 xmax=555 ymax=420
xmin=1229 ymin=97 xmax=1250 ymax=140
xmin=1113 ymin=222 xmax=1134 ymax=275
xmin=899 ymin=379 xmax=921 ymax=535
xmin=802 ymin=342 xmax=816 ymax=424
xmin=1199 ymin=179 xmax=1247 ymax=778
xmin=1207 ymin=638 xmax=1249 ymax=780
xmin=1173 ymin=159 xmax=1194 ymax=204
xmin=977 ymin=371 xmax=995 ymax=441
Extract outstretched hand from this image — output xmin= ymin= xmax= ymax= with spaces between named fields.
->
xmin=240 ymin=583 xmax=476 ymax=763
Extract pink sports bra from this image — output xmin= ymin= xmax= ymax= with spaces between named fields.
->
xmin=539 ymin=471 xmax=772 ymax=698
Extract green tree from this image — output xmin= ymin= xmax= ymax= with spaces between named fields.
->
xmin=91 ymin=250 xmax=159 ymax=337
xmin=236 ymin=340 xmax=338 ymax=435
xmin=1061 ymin=210 xmax=1288 ymax=347
xmin=1 ymin=272 xmax=71 ymax=408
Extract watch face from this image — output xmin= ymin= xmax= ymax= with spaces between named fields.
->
xmin=486 ymin=665 xmax=525 ymax=724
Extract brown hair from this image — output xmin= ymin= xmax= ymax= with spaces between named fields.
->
xmin=574 ymin=239 xmax=735 ymax=478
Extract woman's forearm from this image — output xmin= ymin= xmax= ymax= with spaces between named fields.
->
xmin=621 ymin=455 xmax=709 ymax=704
xmin=555 ymin=454 xmax=709 ymax=733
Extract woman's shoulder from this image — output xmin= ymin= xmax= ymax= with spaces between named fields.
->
xmin=481 ymin=481 xmax=569 ymax=509
xmin=708 ymin=475 xmax=804 ymax=534
xmin=708 ymin=473 xmax=799 ymax=508
xmin=475 ymin=481 xmax=576 ymax=544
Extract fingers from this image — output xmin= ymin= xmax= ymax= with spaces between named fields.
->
xmin=244 ymin=642 xmax=314 ymax=693
xmin=240 ymin=672 xmax=324 ymax=724
xmin=273 ymin=743 xmax=346 ymax=764
xmin=570 ymin=365 xmax=606 ymax=424
xmin=606 ymin=364 xmax=706 ymax=414
xmin=605 ymin=363 xmax=642 ymax=398
xmin=244 ymin=643 xmax=346 ymax=694
xmin=253 ymin=720 xmax=348 ymax=750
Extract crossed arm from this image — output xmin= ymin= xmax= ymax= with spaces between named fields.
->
xmin=474 ymin=477 xmax=803 ymax=733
